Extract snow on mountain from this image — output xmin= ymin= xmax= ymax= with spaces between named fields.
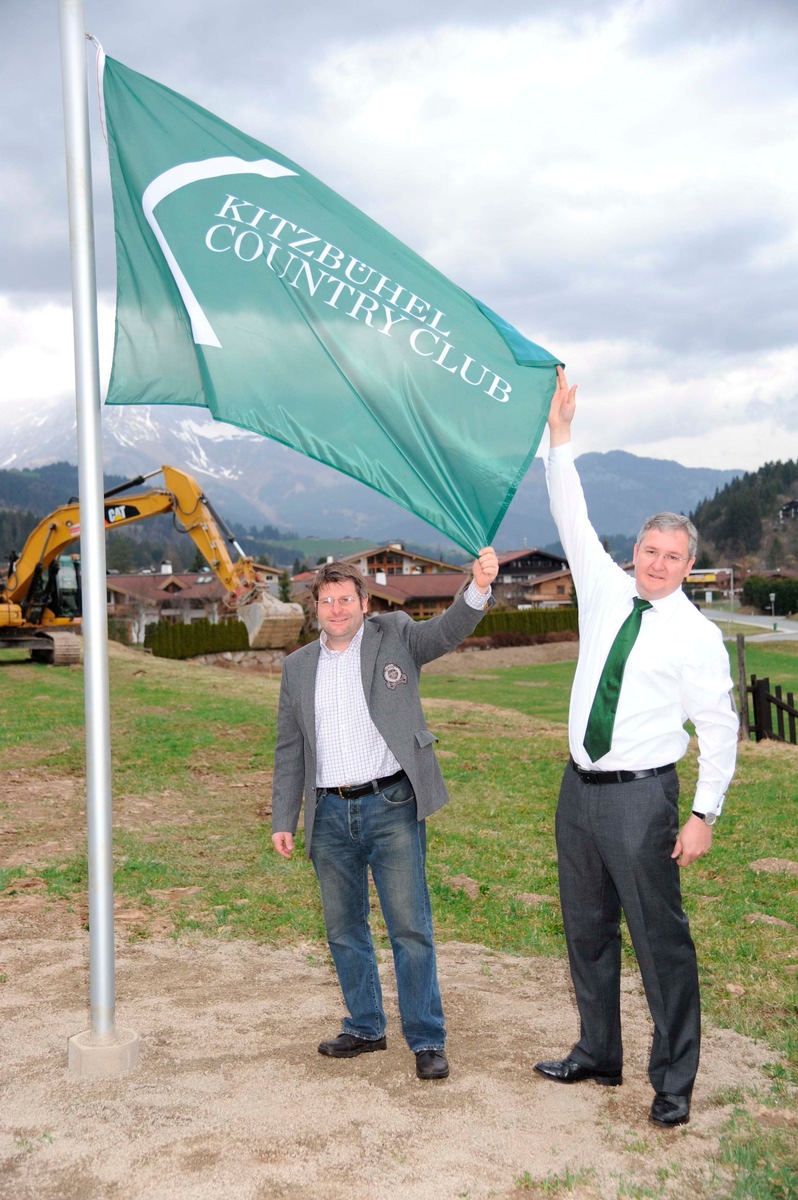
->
xmin=1 ymin=397 xmax=743 ymax=548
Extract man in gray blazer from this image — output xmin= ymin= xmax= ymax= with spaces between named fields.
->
xmin=272 ymin=548 xmax=498 ymax=1080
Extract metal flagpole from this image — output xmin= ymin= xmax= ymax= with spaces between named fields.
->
xmin=57 ymin=0 xmax=139 ymax=1075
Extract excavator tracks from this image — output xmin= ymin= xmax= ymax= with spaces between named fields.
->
xmin=30 ymin=631 xmax=83 ymax=666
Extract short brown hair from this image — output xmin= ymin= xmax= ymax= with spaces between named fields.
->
xmin=311 ymin=561 xmax=369 ymax=604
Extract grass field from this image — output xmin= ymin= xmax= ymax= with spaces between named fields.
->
xmin=1 ymin=637 xmax=797 ymax=1197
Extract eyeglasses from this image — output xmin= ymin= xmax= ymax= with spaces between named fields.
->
xmin=638 ymin=548 xmax=691 ymax=566
xmin=316 ymin=595 xmax=360 ymax=608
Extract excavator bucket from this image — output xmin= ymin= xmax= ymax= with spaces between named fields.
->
xmin=237 ymin=593 xmax=305 ymax=650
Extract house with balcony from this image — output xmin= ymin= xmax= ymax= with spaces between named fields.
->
xmin=493 ymin=548 xmax=569 ymax=607
xmin=106 ymin=563 xmax=248 ymax=643
xmin=337 ymin=543 xmax=466 ymax=578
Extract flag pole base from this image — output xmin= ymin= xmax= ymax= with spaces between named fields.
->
xmin=67 ymin=1027 xmax=140 ymax=1077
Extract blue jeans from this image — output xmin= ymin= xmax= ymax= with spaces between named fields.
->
xmin=310 ymin=775 xmax=445 ymax=1052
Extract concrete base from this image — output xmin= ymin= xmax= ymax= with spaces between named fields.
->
xmin=67 ymin=1027 xmax=140 ymax=1077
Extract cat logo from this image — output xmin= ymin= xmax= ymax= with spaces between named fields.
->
xmin=104 ymin=503 xmax=141 ymax=525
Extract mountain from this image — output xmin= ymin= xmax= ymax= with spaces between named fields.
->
xmin=690 ymin=458 xmax=798 ymax=565
xmin=0 ymin=398 xmax=743 ymax=550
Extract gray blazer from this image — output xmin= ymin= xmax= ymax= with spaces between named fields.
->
xmin=272 ymin=592 xmax=493 ymax=855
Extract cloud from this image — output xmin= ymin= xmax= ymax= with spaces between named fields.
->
xmin=299 ymin=12 xmax=797 ymax=363
xmin=548 ymin=340 xmax=798 ymax=470
xmin=0 ymin=0 xmax=795 ymax=481
xmin=630 ymin=0 xmax=798 ymax=52
xmin=0 ymin=295 xmax=115 ymax=410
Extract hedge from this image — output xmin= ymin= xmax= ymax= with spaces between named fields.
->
xmin=471 ymin=607 xmax=578 ymax=637
xmin=144 ymin=617 xmax=249 ymax=659
xmin=742 ymin=575 xmax=798 ymax=616
xmin=107 ymin=618 xmax=132 ymax=646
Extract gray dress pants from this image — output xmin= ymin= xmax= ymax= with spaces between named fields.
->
xmin=555 ymin=761 xmax=700 ymax=1096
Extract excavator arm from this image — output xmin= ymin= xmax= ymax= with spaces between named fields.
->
xmin=4 ymin=466 xmax=260 ymax=610
xmin=1 ymin=465 xmax=303 ymax=654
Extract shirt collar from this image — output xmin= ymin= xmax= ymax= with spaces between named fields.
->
xmin=643 ymin=587 xmax=686 ymax=616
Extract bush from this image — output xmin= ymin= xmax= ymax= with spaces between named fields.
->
xmin=471 ymin=607 xmax=578 ymax=638
xmin=144 ymin=617 xmax=249 ymax=659
xmin=741 ymin=576 xmax=798 ymax=616
xmin=107 ymin=618 xmax=132 ymax=646
xmin=482 ymin=631 xmax=548 ymax=647
xmin=459 ymin=625 xmax=579 ymax=651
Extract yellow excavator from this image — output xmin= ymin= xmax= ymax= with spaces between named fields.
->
xmin=0 ymin=465 xmax=304 ymax=665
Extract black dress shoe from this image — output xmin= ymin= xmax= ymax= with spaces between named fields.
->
xmin=534 ymin=1057 xmax=622 ymax=1086
xmin=318 ymin=1033 xmax=387 ymax=1058
xmin=649 ymin=1091 xmax=691 ymax=1127
xmin=415 ymin=1050 xmax=449 ymax=1080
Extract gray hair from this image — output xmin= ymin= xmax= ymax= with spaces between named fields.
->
xmin=637 ymin=513 xmax=698 ymax=559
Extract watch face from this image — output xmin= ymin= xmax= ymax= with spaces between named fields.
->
xmin=704 ymin=812 xmax=718 ymax=826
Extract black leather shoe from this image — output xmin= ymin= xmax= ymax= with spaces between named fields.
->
xmin=534 ymin=1057 xmax=622 ymax=1086
xmin=318 ymin=1033 xmax=387 ymax=1058
xmin=415 ymin=1050 xmax=449 ymax=1080
xmin=649 ymin=1091 xmax=691 ymax=1127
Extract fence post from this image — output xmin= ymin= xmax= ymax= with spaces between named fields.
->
xmin=751 ymin=676 xmax=772 ymax=742
xmin=775 ymin=684 xmax=786 ymax=741
xmin=736 ymin=634 xmax=749 ymax=740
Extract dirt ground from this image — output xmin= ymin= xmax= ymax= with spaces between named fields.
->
xmin=0 ymin=641 xmax=786 ymax=1199
xmin=0 ymin=914 xmax=781 ymax=1200
xmin=422 ymin=639 xmax=580 ymax=674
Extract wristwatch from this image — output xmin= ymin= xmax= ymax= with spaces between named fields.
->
xmin=692 ymin=810 xmax=718 ymax=826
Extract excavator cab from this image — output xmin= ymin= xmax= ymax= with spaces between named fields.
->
xmin=23 ymin=554 xmax=83 ymax=624
xmin=1 ymin=465 xmax=304 ymax=662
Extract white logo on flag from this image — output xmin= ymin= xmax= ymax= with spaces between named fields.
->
xmin=142 ymin=157 xmax=298 ymax=348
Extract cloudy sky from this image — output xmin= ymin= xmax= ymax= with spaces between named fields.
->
xmin=2 ymin=0 xmax=796 ymax=473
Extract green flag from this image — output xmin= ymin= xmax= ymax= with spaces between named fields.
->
xmin=102 ymin=54 xmax=562 ymax=553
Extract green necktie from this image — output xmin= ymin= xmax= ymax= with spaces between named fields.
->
xmin=583 ymin=597 xmax=652 ymax=762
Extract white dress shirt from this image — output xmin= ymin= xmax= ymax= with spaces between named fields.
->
xmin=315 ymin=580 xmax=489 ymax=788
xmin=546 ymin=443 xmax=738 ymax=817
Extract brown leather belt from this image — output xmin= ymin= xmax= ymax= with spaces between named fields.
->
xmin=318 ymin=769 xmax=406 ymax=800
xmin=570 ymin=758 xmax=675 ymax=786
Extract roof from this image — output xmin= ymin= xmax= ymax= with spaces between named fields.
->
xmin=106 ymin=572 xmax=229 ymax=603
xmin=293 ymin=572 xmax=467 ymax=606
xmin=342 ymin=544 xmax=465 ymax=571
xmin=365 ymin=574 xmax=466 ymax=603
xmin=495 ymin=548 xmax=567 ymax=566
xmin=251 ymin=561 xmax=283 ymax=578
xmin=525 ymin=569 xmax=573 ymax=587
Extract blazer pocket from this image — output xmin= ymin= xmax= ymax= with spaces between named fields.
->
xmin=414 ymin=729 xmax=439 ymax=748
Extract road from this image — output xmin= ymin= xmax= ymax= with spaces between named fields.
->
xmin=704 ymin=609 xmax=798 ymax=642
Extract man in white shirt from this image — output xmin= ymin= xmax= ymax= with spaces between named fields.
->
xmin=271 ymin=549 xmax=497 ymax=1080
xmin=535 ymin=368 xmax=738 ymax=1127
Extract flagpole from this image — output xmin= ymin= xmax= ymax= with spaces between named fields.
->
xmin=57 ymin=0 xmax=139 ymax=1076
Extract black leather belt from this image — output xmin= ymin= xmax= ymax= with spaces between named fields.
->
xmin=318 ymin=769 xmax=406 ymax=800
xmin=570 ymin=758 xmax=675 ymax=785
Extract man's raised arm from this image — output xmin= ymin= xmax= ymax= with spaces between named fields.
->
xmin=548 ymin=365 xmax=578 ymax=447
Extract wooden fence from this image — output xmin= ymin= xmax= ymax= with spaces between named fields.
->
xmin=736 ymin=634 xmax=798 ymax=744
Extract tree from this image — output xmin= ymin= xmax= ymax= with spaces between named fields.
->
xmin=716 ymin=493 xmax=761 ymax=556
xmin=106 ymin=532 xmax=137 ymax=574
xmin=278 ymin=570 xmax=292 ymax=603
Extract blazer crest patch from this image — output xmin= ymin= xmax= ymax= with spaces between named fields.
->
xmin=383 ymin=662 xmax=408 ymax=689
